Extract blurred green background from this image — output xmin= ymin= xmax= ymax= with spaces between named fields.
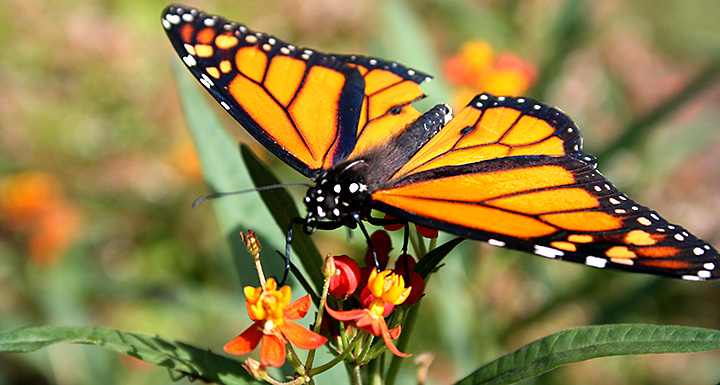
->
xmin=2 ymin=0 xmax=720 ymax=384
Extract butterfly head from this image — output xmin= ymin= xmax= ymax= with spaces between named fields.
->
xmin=304 ymin=160 xmax=371 ymax=224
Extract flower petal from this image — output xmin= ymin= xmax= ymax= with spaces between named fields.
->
xmin=379 ymin=322 xmax=411 ymax=357
xmin=280 ymin=320 xmax=327 ymax=350
xmin=324 ymin=299 xmax=367 ymax=322
xmin=260 ymin=334 xmax=287 ymax=367
xmin=284 ymin=294 xmax=311 ymax=319
xmin=223 ymin=322 xmax=263 ymax=355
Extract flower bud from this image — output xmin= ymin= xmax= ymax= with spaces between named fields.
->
xmin=327 ymin=255 xmax=361 ymax=300
xmin=240 ymin=230 xmax=261 ymax=255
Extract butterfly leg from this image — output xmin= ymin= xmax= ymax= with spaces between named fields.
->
xmin=352 ymin=213 xmax=383 ymax=272
xmin=283 ymin=217 xmax=344 ymax=285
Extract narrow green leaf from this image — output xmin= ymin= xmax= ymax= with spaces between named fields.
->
xmin=240 ymin=144 xmax=324 ymax=293
xmin=172 ymin=59 xmax=283 ymax=285
xmin=595 ymin=63 xmax=720 ymax=164
xmin=0 ymin=326 xmax=257 ymax=385
xmin=455 ymin=323 xmax=720 ymax=385
xmin=415 ymin=237 xmax=464 ymax=279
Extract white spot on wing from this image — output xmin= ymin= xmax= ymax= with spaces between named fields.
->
xmin=534 ymin=245 xmax=564 ymax=259
xmin=488 ymin=239 xmax=505 ymax=247
xmin=682 ymin=275 xmax=702 ymax=281
xmin=182 ymin=55 xmax=197 ymax=67
xmin=585 ymin=256 xmax=607 ymax=269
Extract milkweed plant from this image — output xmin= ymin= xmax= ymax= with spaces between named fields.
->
xmin=2 ymin=2 xmax=720 ymax=385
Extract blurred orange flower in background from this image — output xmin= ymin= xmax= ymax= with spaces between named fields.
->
xmin=444 ymin=40 xmax=538 ymax=109
xmin=0 ymin=172 xmax=82 ymax=266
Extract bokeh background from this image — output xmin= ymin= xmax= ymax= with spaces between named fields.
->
xmin=2 ymin=0 xmax=720 ymax=384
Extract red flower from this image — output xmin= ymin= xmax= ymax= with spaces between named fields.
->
xmin=394 ymin=254 xmax=425 ymax=306
xmin=325 ymin=270 xmax=412 ymax=357
xmin=224 ymin=278 xmax=327 ymax=367
xmin=327 ymin=255 xmax=361 ymax=300
xmin=381 ymin=215 xmax=438 ymax=239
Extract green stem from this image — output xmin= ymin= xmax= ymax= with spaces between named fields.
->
xmin=386 ymin=301 xmax=422 ymax=385
xmin=308 ymin=334 xmax=363 ymax=376
xmin=351 ymin=365 xmax=363 ymax=385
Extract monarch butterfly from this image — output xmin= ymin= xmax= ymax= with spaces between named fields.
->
xmin=162 ymin=4 xmax=719 ymax=281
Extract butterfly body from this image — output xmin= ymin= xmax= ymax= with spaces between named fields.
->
xmin=163 ymin=4 xmax=720 ymax=281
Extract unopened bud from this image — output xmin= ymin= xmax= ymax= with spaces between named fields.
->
xmin=240 ymin=230 xmax=261 ymax=255
xmin=322 ymin=253 xmax=337 ymax=278
xmin=241 ymin=358 xmax=267 ymax=380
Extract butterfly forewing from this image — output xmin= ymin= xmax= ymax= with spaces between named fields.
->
xmin=162 ymin=5 xmax=429 ymax=175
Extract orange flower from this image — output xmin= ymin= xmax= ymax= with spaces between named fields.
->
xmin=444 ymin=40 xmax=537 ymax=107
xmin=224 ymin=278 xmax=327 ymax=367
xmin=324 ymin=269 xmax=412 ymax=357
xmin=0 ymin=172 xmax=81 ymax=266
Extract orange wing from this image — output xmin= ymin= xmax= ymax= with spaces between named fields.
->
xmin=162 ymin=5 xmax=428 ymax=176
xmin=371 ymin=94 xmax=719 ymax=280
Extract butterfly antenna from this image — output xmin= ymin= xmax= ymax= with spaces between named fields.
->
xmin=192 ymin=183 xmax=311 ymax=208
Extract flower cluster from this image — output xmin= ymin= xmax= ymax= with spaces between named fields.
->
xmin=0 ymin=172 xmax=82 ymax=266
xmin=444 ymin=39 xmax=537 ymax=108
xmin=224 ymin=229 xmax=429 ymax=380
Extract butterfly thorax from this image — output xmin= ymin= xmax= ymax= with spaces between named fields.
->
xmin=304 ymin=159 xmax=373 ymax=225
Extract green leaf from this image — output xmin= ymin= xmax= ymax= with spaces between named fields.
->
xmin=240 ymin=144 xmax=324 ymax=293
xmin=455 ymin=323 xmax=720 ymax=385
xmin=0 ymin=326 xmax=258 ymax=385
xmin=415 ymin=237 xmax=464 ymax=279
xmin=172 ymin=59 xmax=283 ymax=285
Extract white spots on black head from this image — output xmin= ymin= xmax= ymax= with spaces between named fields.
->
xmin=316 ymin=196 xmax=324 ymax=202
xmin=220 ymin=101 xmax=231 ymax=110
xmin=304 ymin=196 xmax=311 ymax=203
xmin=488 ymin=239 xmax=505 ymax=247
xmin=316 ymin=206 xmax=326 ymax=218
xmin=585 ymin=256 xmax=607 ymax=269
xmin=674 ymin=233 xmax=685 ymax=241
xmin=333 ymin=208 xmax=341 ymax=217
xmin=534 ymin=245 xmax=564 ymax=259
xmin=183 ymin=55 xmax=197 ymax=67
xmin=333 ymin=184 xmax=341 ymax=194
xmin=348 ymin=182 xmax=359 ymax=194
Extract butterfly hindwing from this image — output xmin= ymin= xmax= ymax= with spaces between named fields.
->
xmin=162 ymin=5 xmax=429 ymax=176
xmin=371 ymin=94 xmax=720 ymax=280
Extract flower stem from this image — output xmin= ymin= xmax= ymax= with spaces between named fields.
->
xmin=308 ymin=333 xmax=362 ymax=376
xmin=385 ymin=300 xmax=422 ymax=385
